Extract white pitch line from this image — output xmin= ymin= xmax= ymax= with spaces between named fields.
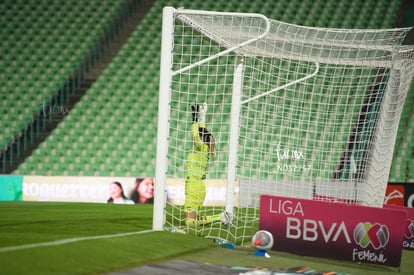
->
xmin=0 ymin=229 xmax=154 ymax=253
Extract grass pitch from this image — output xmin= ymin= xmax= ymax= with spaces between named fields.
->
xmin=0 ymin=202 xmax=412 ymax=275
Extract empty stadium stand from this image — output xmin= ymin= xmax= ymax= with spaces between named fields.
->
xmin=2 ymin=0 xmax=413 ymax=183
xmin=1 ymin=0 xmax=149 ymax=172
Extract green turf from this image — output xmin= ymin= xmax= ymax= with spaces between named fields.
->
xmin=0 ymin=202 xmax=413 ymax=274
xmin=0 ymin=202 xmax=215 ymax=274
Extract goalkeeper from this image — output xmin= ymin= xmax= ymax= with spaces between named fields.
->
xmin=184 ymin=101 xmax=232 ymax=227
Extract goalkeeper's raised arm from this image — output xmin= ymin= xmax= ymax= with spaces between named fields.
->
xmin=190 ymin=102 xmax=215 ymax=156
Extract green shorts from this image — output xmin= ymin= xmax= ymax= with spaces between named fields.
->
xmin=184 ymin=179 xmax=206 ymax=214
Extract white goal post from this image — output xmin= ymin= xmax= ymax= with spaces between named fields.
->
xmin=153 ymin=7 xmax=414 ymax=244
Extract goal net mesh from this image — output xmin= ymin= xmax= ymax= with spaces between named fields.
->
xmin=159 ymin=8 xmax=414 ymax=244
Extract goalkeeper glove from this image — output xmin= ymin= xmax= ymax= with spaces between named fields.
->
xmin=191 ymin=101 xmax=199 ymax=123
xmin=199 ymin=102 xmax=207 ymax=123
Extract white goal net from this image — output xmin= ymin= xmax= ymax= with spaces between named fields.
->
xmin=153 ymin=7 xmax=414 ymax=244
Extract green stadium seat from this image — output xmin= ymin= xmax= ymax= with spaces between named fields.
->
xmin=0 ymin=0 xmax=129 ymax=147
xmin=11 ymin=0 xmax=411 ymax=181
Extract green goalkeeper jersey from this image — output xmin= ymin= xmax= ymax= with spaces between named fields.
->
xmin=185 ymin=122 xmax=209 ymax=181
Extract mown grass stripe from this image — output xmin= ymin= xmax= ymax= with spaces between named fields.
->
xmin=0 ymin=229 xmax=154 ymax=253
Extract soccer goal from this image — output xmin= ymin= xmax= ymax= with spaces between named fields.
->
xmin=153 ymin=7 xmax=414 ymax=244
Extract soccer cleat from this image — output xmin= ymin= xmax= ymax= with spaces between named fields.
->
xmin=220 ymin=211 xmax=234 ymax=229
xmin=170 ymin=228 xmax=186 ymax=234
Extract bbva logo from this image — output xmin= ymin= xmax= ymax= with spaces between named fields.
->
xmin=353 ymin=222 xmax=389 ymax=249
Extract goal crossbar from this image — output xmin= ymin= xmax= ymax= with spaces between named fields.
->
xmin=172 ymin=11 xmax=270 ymax=76
xmin=173 ymin=8 xmax=413 ymax=70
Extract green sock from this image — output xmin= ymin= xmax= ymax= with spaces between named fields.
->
xmin=185 ymin=214 xmax=221 ymax=226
